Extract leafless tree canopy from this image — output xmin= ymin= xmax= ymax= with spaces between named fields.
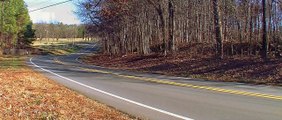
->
xmin=76 ymin=0 xmax=282 ymax=59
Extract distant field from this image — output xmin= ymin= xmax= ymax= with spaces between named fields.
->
xmin=32 ymin=38 xmax=95 ymax=55
xmin=32 ymin=38 xmax=91 ymax=46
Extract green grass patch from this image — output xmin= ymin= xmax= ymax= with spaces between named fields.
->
xmin=0 ymin=56 xmax=26 ymax=69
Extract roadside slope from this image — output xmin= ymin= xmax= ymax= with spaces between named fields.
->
xmin=82 ymin=54 xmax=282 ymax=85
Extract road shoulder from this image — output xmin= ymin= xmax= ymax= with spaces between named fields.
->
xmin=0 ymin=56 xmax=133 ymax=119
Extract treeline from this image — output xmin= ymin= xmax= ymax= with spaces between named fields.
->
xmin=0 ymin=0 xmax=34 ymax=51
xmin=76 ymin=0 xmax=282 ymax=59
xmin=34 ymin=22 xmax=89 ymax=40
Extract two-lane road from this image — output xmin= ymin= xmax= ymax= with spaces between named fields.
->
xmin=28 ymin=43 xmax=282 ymax=120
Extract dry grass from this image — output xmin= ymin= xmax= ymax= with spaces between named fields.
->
xmin=32 ymin=38 xmax=87 ymax=55
xmin=0 ymin=58 xmax=134 ymax=119
xmin=32 ymin=38 xmax=88 ymax=46
xmin=32 ymin=38 xmax=97 ymax=55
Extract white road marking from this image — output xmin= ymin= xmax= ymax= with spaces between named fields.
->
xmin=30 ymin=58 xmax=194 ymax=120
xmin=70 ymin=53 xmax=88 ymax=55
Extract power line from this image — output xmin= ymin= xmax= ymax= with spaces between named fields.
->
xmin=29 ymin=0 xmax=73 ymax=13
xmin=28 ymin=0 xmax=55 ymax=8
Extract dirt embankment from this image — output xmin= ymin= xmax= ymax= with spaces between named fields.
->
xmin=83 ymin=54 xmax=282 ymax=86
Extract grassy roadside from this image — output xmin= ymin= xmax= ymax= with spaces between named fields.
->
xmin=0 ymin=57 xmax=134 ymax=119
xmin=35 ymin=44 xmax=81 ymax=55
xmin=0 ymin=56 xmax=25 ymax=69
xmin=32 ymin=38 xmax=87 ymax=55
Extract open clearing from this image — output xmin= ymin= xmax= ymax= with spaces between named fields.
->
xmin=32 ymin=38 xmax=92 ymax=55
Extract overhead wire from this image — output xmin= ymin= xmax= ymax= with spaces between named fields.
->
xmin=29 ymin=0 xmax=73 ymax=13
xmin=27 ymin=0 xmax=54 ymax=8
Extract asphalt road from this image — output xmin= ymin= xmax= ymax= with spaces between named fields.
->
xmin=28 ymin=43 xmax=282 ymax=120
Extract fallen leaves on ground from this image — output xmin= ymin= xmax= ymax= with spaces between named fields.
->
xmin=83 ymin=54 xmax=282 ymax=86
xmin=0 ymin=67 xmax=133 ymax=119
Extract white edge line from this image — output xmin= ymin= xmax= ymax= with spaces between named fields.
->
xmin=29 ymin=57 xmax=193 ymax=120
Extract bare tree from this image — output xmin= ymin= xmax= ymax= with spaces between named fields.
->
xmin=213 ymin=0 xmax=223 ymax=59
xmin=261 ymin=0 xmax=268 ymax=60
xmin=74 ymin=0 xmax=282 ymax=59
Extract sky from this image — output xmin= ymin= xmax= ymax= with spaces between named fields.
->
xmin=24 ymin=0 xmax=81 ymax=24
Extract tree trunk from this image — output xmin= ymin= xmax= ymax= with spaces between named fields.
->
xmin=261 ymin=0 xmax=268 ymax=60
xmin=158 ymin=8 xmax=167 ymax=56
xmin=168 ymin=0 xmax=175 ymax=52
xmin=213 ymin=0 xmax=223 ymax=59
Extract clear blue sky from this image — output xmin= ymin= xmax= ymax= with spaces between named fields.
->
xmin=24 ymin=0 xmax=80 ymax=24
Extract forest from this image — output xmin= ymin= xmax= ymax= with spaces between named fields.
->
xmin=76 ymin=0 xmax=282 ymax=60
xmin=33 ymin=22 xmax=86 ymax=41
xmin=0 ymin=0 xmax=34 ymax=53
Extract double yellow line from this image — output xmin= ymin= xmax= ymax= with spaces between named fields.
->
xmin=54 ymin=57 xmax=282 ymax=101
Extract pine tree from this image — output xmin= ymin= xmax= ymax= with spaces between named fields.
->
xmin=0 ymin=0 xmax=34 ymax=50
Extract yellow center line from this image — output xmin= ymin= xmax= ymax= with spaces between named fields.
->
xmin=53 ymin=58 xmax=282 ymax=101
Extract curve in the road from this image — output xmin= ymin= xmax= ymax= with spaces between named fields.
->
xmin=29 ymin=43 xmax=282 ymax=120
xmin=30 ymin=58 xmax=194 ymax=120
xmin=54 ymin=56 xmax=282 ymax=101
